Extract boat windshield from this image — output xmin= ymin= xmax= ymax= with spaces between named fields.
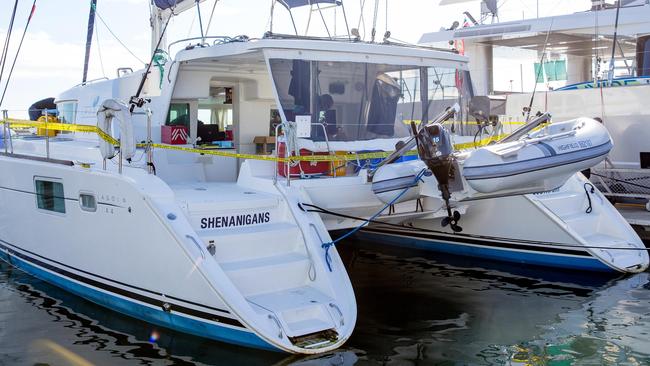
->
xmin=268 ymin=58 xmax=468 ymax=142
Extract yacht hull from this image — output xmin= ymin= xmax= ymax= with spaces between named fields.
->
xmin=357 ymin=227 xmax=614 ymax=272
xmin=0 ymin=156 xmax=356 ymax=354
xmin=0 ymin=242 xmax=275 ymax=350
xmin=360 ymin=174 xmax=649 ymax=274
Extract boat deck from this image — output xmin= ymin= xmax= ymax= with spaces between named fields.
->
xmin=170 ymin=182 xmax=279 ymax=212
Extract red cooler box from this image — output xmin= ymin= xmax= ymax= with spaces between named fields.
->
xmin=161 ymin=125 xmax=189 ymax=145
xmin=277 ymin=142 xmax=331 ymax=178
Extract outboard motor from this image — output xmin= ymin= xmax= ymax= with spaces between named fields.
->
xmin=413 ymin=121 xmax=462 ymax=232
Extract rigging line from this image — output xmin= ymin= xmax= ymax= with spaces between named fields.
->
xmin=357 ymin=0 xmax=366 ymax=39
xmin=370 ymin=0 xmax=379 ymax=42
xmin=186 ymin=9 xmax=196 ymax=38
xmin=0 ymin=0 xmax=19 ymax=89
xmin=590 ymin=172 xmax=650 ymax=192
xmin=94 ymin=10 xmax=146 ymax=65
xmin=525 ymin=17 xmax=554 ymax=122
xmin=95 ymin=15 xmax=106 ymax=78
xmin=0 ymin=0 xmax=37 ymax=109
xmin=315 ymin=3 xmax=331 ymax=39
xmin=204 ymin=0 xmax=219 ymax=36
xmin=305 ymin=0 xmax=313 ymax=36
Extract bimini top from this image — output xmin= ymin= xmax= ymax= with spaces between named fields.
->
xmin=277 ymin=0 xmax=341 ymax=9
xmin=173 ymin=37 xmax=469 ymax=70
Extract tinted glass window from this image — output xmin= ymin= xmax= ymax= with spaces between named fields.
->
xmin=35 ymin=180 xmax=66 ymax=213
xmin=79 ymin=193 xmax=97 ymax=212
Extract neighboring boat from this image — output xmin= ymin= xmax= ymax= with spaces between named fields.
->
xmin=419 ymin=0 xmax=650 ymax=229
xmin=555 ymin=76 xmax=650 ymax=91
xmin=358 ymin=116 xmax=648 ymax=273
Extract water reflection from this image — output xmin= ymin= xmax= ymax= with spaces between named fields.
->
xmin=0 ymin=239 xmax=648 ymax=365
xmin=500 ymin=273 xmax=650 ymax=365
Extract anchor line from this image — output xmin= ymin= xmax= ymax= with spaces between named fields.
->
xmin=304 ymin=169 xmax=427 ymax=272
xmin=299 ymin=202 xmax=650 ymax=252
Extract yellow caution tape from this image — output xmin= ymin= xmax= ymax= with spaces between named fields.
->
xmin=3 ymin=118 xmax=504 ymax=163
xmin=403 ymin=119 xmax=527 ymax=126
xmin=5 ymin=118 xmax=120 ymax=145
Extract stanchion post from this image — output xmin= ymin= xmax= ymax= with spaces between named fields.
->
xmin=44 ymin=109 xmax=50 ymax=159
xmin=2 ymin=110 xmax=8 ymax=154
xmin=146 ymin=108 xmax=153 ymax=174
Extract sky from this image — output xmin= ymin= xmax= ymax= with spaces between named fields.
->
xmin=0 ymin=0 xmax=592 ymax=117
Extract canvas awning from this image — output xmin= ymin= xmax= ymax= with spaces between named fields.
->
xmin=277 ymin=0 xmax=341 ymax=9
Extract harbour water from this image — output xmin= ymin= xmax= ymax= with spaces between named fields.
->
xmin=1 ymin=238 xmax=649 ymax=365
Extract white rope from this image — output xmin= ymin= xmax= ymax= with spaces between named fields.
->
xmin=94 ymin=18 xmax=106 ymax=78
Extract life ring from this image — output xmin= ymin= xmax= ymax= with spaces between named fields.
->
xmin=96 ymin=99 xmax=135 ymax=161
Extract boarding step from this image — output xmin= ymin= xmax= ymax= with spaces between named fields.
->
xmin=582 ymin=233 xmax=646 ymax=270
xmin=220 ymin=253 xmax=311 ymax=297
xmin=562 ymin=213 xmax=600 ymax=237
xmin=171 ymin=183 xmax=284 ymax=230
xmin=247 ymin=286 xmax=338 ymax=338
xmin=534 ymin=191 xmax=588 ymax=217
xmin=198 ymin=223 xmax=303 ymax=263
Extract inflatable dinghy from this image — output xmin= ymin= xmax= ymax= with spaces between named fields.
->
xmin=462 ymin=117 xmax=612 ymax=193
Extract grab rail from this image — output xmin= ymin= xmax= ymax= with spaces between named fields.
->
xmin=268 ymin=314 xmax=284 ymax=339
xmin=2 ymin=110 xmax=8 ymax=154
xmin=274 ymin=122 xmax=334 ymax=187
xmin=185 ymin=235 xmax=205 ymax=260
xmin=329 ymin=303 xmax=344 ymax=326
xmin=498 ymin=113 xmax=551 ymax=144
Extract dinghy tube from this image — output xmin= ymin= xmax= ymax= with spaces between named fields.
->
xmin=462 ymin=118 xmax=612 ymax=193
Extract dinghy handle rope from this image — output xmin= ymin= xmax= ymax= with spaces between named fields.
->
xmin=583 ymin=182 xmax=595 ymax=214
xmin=304 ymin=169 xmax=427 ymax=272
xmin=299 ymin=201 xmax=650 ymax=252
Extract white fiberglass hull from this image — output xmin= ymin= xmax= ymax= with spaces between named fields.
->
xmin=361 ymin=174 xmax=648 ymax=274
xmin=0 ymin=152 xmax=356 ymax=354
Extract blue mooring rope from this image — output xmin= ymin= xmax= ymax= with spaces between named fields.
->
xmin=321 ymin=169 xmax=428 ymax=271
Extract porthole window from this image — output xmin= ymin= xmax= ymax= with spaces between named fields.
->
xmin=79 ymin=193 xmax=97 ymax=212
xmin=34 ymin=179 xmax=66 ymax=214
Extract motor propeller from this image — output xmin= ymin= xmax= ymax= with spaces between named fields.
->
xmin=441 ymin=209 xmax=463 ymax=232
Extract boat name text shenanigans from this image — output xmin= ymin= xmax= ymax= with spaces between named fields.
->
xmin=200 ymin=212 xmax=271 ymax=229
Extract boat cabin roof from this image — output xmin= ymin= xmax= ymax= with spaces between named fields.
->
xmin=174 ymin=38 xmax=469 ymax=70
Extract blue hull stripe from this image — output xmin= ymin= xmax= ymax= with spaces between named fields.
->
xmin=0 ymin=238 xmax=231 ymax=316
xmin=359 ymin=229 xmax=614 ymax=272
xmin=0 ymin=242 xmax=278 ymax=351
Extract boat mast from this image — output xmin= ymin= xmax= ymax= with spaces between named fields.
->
xmin=82 ymin=0 xmax=97 ymax=84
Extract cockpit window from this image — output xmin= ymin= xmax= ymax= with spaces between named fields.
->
xmin=268 ymin=58 xmax=467 ymax=142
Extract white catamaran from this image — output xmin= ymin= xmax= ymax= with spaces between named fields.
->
xmin=0 ymin=0 xmax=646 ymax=355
